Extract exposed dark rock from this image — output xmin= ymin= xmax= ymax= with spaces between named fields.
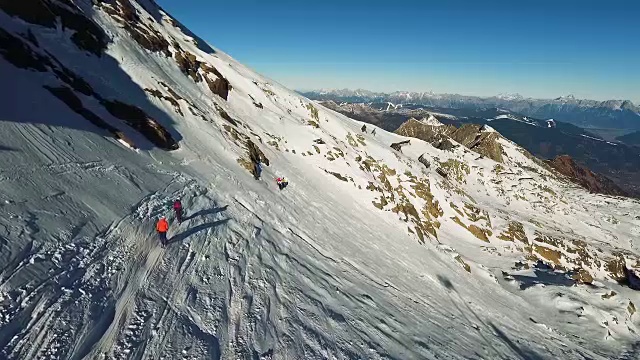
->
xmin=418 ymin=154 xmax=430 ymax=169
xmin=205 ymin=76 xmax=231 ymax=100
xmin=214 ymin=104 xmax=237 ymax=126
xmin=247 ymin=140 xmax=269 ymax=166
xmin=571 ymin=268 xmax=594 ymax=284
xmin=395 ymin=119 xmax=504 ymax=162
xmin=0 ymin=29 xmax=95 ymax=97
xmin=171 ymin=51 xmax=231 ymax=100
xmin=238 ymin=139 xmax=269 ymax=178
xmin=102 ymin=99 xmax=179 ymax=150
xmin=44 ymin=85 xmax=136 ymax=148
xmin=144 ymin=88 xmax=183 ymax=116
xmin=0 ymin=0 xmax=56 ymax=27
xmin=175 ymin=49 xmax=202 ymax=82
xmin=201 ymin=64 xmax=231 ymax=100
xmin=25 ymin=29 xmax=39 ymax=47
xmin=0 ymin=28 xmax=50 ymax=71
xmin=325 ymin=170 xmax=348 ymax=182
xmin=431 ymin=134 xmax=458 ymax=151
xmin=546 ymin=155 xmax=628 ymax=197
xmin=396 ymin=118 xmax=456 ymax=142
xmin=390 ymin=140 xmax=410 ymax=152
xmin=45 ymin=86 xmax=113 ymax=131
xmin=97 ymin=0 xmax=169 ymax=56
xmin=0 ymin=0 xmax=108 ymax=56
xmin=436 ymin=168 xmax=448 ymax=178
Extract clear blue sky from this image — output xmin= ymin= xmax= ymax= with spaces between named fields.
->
xmin=157 ymin=0 xmax=640 ymax=102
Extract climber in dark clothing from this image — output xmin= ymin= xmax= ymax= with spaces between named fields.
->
xmin=173 ymin=199 xmax=183 ymax=223
xmin=254 ymin=160 xmax=263 ymax=180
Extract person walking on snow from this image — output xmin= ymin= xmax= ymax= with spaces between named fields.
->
xmin=173 ymin=199 xmax=183 ymax=223
xmin=156 ymin=216 xmax=169 ymax=248
xmin=276 ymin=177 xmax=289 ymax=190
xmin=254 ymin=160 xmax=263 ymax=180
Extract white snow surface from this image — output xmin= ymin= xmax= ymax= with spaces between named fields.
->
xmin=0 ymin=1 xmax=639 ymax=359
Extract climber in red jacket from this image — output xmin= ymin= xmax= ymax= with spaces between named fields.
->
xmin=157 ymin=216 xmax=169 ymax=248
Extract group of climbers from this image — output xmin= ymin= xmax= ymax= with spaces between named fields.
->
xmin=154 ymin=174 xmax=288 ymax=247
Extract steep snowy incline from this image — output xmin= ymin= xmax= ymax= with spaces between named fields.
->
xmin=1 ymin=1 xmax=640 ymax=359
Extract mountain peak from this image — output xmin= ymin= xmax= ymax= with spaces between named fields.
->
xmin=421 ymin=114 xmax=444 ymax=126
xmin=496 ymin=93 xmax=524 ymax=101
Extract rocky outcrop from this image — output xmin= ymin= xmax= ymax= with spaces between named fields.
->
xmin=450 ymin=125 xmax=504 ymax=163
xmin=97 ymin=0 xmax=170 ymax=56
xmin=201 ymin=64 xmax=231 ymax=100
xmin=174 ymin=49 xmax=202 ymax=82
xmin=396 ymin=118 xmax=455 ymax=143
xmin=0 ymin=25 xmax=179 ymax=150
xmin=390 ymin=140 xmax=410 ymax=152
xmin=1 ymin=0 xmax=108 ymax=56
xmin=396 ymin=119 xmax=504 ymax=162
xmin=44 ymin=86 xmax=136 ymax=148
xmin=546 ymin=155 xmax=628 ymax=197
xmin=171 ymin=44 xmax=231 ymax=100
xmin=102 ymin=100 xmax=179 ymax=150
xmin=236 ymin=139 xmax=270 ymax=178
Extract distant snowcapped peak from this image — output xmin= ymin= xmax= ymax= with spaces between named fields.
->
xmin=556 ymin=94 xmax=577 ymax=102
xmin=420 ymin=114 xmax=444 ymax=126
xmin=497 ymin=93 xmax=524 ymax=101
xmin=481 ymin=124 xmax=497 ymax=133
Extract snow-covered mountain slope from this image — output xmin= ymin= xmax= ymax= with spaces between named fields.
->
xmin=1 ymin=1 xmax=640 ymax=359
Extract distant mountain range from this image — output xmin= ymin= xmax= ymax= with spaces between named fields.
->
xmin=301 ymin=89 xmax=640 ymax=130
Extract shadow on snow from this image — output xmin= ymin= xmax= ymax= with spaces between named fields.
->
xmin=183 ymin=205 xmax=228 ymax=222
xmin=436 ymin=274 xmax=544 ymax=360
xmin=169 ymin=218 xmax=229 ymax=244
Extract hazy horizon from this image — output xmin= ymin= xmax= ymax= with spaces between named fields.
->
xmin=295 ymin=87 xmax=640 ymax=103
xmin=157 ymin=0 xmax=640 ymax=104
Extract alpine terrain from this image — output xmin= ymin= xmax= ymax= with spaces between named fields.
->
xmin=318 ymin=101 xmax=640 ymax=197
xmin=1 ymin=1 xmax=640 ymax=359
xmin=301 ymin=89 xmax=640 ymax=131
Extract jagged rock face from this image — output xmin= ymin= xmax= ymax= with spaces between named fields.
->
xmin=547 ymin=155 xmax=628 ymax=197
xmin=449 ymin=124 xmax=503 ymax=163
xmin=396 ymin=118 xmax=455 ymax=142
xmin=97 ymin=0 xmax=170 ymax=55
xmin=0 ymin=0 xmax=236 ymax=150
xmin=1 ymin=0 xmax=108 ymax=56
xmin=396 ymin=119 xmax=504 ymax=162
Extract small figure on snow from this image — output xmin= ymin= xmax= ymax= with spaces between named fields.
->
xmin=173 ymin=199 xmax=183 ymax=223
xmin=156 ymin=216 xmax=169 ymax=248
xmin=254 ymin=160 xmax=263 ymax=180
xmin=276 ymin=177 xmax=289 ymax=190
xmin=371 ymin=128 xmax=377 ymax=136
